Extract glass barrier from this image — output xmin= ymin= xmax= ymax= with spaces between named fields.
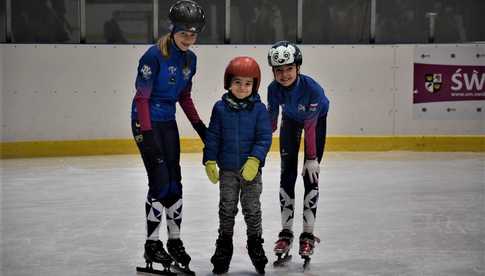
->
xmin=230 ymin=0 xmax=297 ymax=44
xmin=376 ymin=0 xmax=484 ymax=43
xmin=302 ymin=0 xmax=370 ymax=44
xmin=0 ymin=0 xmax=5 ymax=42
xmin=86 ymin=0 xmax=152 ymax=44
xmin=3 ymin=0 xmax=484 ymax=44
xmin=12 ymin=0 xmax=79 ymax=43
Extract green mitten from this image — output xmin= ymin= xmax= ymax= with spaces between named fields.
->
xmin=205 ymin=160 xmax=219 ymax=184
xmin=241 ymin=156 xmax=260 ymax=181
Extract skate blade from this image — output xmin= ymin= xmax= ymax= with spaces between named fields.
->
xmin=274 ymin=248 xmax=288 ymax=254
xmin=302 ymin=257 xmax=311 ymax=271
xmin=273 ymin=255 xmax=292 ymax=267
xmin=171 ymin=262 xmax=196 ymax=276
xmin=212 ymin=268 xmax=229 ymax=275
xmin=136 ymin=266 xmax=177 ymax=276
xmin=299 ymin=251 xmax=313 ymax=257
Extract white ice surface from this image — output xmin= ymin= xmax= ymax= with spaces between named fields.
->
xmin=1 ymin=152 xmax=484 ymax=276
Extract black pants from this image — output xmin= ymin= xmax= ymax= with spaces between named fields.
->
xmin=279 ymin=115 xmax=327 ymax=233
xmin=132 ymin=120 xmax=182 ymax=203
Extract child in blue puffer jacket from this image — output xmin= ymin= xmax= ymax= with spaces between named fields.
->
xmin=203 ymin=56 xmax=272 ymax=275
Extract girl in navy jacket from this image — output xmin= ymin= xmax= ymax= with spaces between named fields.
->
xmin=267 ymin=41 xmax=330 ymax=266
xmin=131 ymin=1 xmax=206 ymax=273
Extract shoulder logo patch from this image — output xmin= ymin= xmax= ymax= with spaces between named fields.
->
xmin=140 ymin=65 xmax=152 ymax=80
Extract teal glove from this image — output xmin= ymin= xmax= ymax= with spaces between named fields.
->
xmin=241 ymin=156 xmax=260 ymax=181
xmin=205 ymin=160 xmax=219 ymax=184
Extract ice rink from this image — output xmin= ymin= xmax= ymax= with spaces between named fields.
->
xmin=1 ymin=152 xmax=484 ymax=276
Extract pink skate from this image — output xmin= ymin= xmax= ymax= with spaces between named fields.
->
xmin=273 ymin=229 xmax=293 ymax=266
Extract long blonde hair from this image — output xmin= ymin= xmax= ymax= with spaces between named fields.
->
xmin=158 ymin=33 xmax=171 ymax=58
xmin=158 ymin=33 xmax=191 ymax=69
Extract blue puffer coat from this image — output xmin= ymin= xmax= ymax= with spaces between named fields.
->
xmin=204 ymin=92 xmax=272 ymax=171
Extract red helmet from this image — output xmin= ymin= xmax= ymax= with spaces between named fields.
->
xmin=224 ymin=56 xmax=261 ymax=93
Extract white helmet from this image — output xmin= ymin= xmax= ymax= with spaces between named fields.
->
xmin=267 ymin=40 xmax=302 ymax=67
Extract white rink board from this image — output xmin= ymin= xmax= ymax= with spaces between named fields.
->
xmin=1 ymin=44 xmax=484 ymax=142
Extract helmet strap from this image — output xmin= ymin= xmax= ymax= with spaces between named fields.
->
xmin=171 ymin=25 xmax=184 ymax=35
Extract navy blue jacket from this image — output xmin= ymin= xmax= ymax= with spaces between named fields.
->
xmin=131 ymin=42 xmax=201 ymax=131
xmin=204 ymin=93 xmax=272 ymax=171
xmin=267 ymin=74 xmax=329 ymax=159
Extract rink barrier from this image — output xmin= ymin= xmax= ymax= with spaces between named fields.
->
xmin=1 ymin=136 xmax=484 ymax=159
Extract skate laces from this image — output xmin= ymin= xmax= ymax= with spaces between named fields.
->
xmin=145 ymin=240 xmax=171 ymax=261
xmin=168 ymin=239 xmax=190 ymax=264
xmin=274 ymin=238 xmax=290 ymax=249
xmin=253 ymin=243 xmax=265 ymax=256
xmin=147 ymin=240 xmax=165 ymax=251
xmin=300 ymin=239 xmax=313 ymax=251
xmin=248 ymin=238 xmax=265 ymax=256
xmin=215 ymin=243 xmax=232 ymax=256
xmin=275 ymin=230 xmax=293 ymax=250
xmin=169 ymin=239 xmax=185 ymax=252
xmin=299 ymin=234 xmax=320 ymax=253
xmin=215 ymin=237 xmax=233 ymax=255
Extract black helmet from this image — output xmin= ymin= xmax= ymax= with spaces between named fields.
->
xmin=267 ymin=41 xmax=302 ymax=67
xmin=169 ymin=0 xmax=205 ymax=33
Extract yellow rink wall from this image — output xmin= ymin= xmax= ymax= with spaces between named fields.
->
xmin=1 ymin=136 xmax=484 ymax=159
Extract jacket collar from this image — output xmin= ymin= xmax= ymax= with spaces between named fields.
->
xmin=222 ymin=92 xmax=260 ymax=111
xmin=169 ymin=38 xmax=187 ymax=58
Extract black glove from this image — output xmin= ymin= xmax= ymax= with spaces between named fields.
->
xmin=192 ymin=121 xmax=207 ymax=142
xmin=141 ymin=130 xmax=163 ymax=166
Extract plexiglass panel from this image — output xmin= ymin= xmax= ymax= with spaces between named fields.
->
xmin=230 ymin=0 xmax=297 ymax=44
xmin=376 ymin=0 xmax=485 ymax=43
xmin=3 ymin=0 xmax=483 ymax=45
xmin=11 ymin=0 xmax=79 ymax=43
xmin=0 ymin=0 xmax=5 ymax=42
xmin=86 ymin=0 xmax=152 ymax=44
xmin=302 ymin=0 xmax=370 ymax=44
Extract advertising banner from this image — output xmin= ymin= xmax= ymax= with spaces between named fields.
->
xmin=413 ymin=45 xmax=485 ymax=120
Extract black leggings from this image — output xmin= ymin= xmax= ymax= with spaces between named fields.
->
xmin=132 ymin=120 xmax=182 ymax=204
xmin=279 ymin=115 xmax=327 ymax=196
xmin=278 ymin=115 xmax=326 ymax=232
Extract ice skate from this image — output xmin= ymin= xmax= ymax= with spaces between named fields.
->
xmin=166 ymin=238 xmax=195 ymax=275
xmin=273 ymin=229 xmax=293 ymax=267
xmin=247 ymin=236 xmax=268 ymax=274
xmin=299 ymin=232 xmax=320 ymax=271
xmin=210 ymin=235 xmax=233 ymax=275
xmin=136 ymin=240 xmax=176 ymax=275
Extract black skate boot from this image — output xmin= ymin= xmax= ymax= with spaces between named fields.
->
xmin=273 ymin=229 xmax=293 ymax=266
xmin=136 ymin=240 xmax=175 ymax=275
xmin=247 ymin=236 xmax=268 ymax=274
xmin=210 ymin=235 xmax=233 ymax=275
xmin=299 ymin=232 xmax=321 ymax=270
xmin=166 ymin=238 xmax=195 ymax=275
